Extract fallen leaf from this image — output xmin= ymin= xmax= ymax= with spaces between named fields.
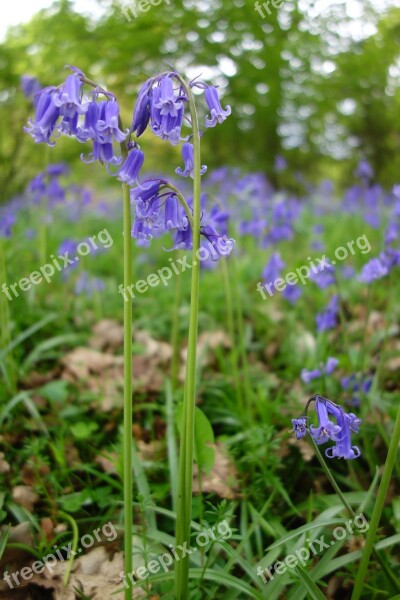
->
xmin=12 ymin=486 xmax=38 ymax=512
xmin=193 ymin=442 xmax=238 ymax=499
xmin=89 ymin=319 xmax=124 ymax=351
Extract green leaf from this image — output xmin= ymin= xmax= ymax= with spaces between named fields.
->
xmin=176 ymin=404 xmax=215 ymax=474
xmin=0 ymin=524 xmax=10 ymax=560
xmin=294 ymin=564 xmax=327 ymax=600
xmin=38 ymin=380 xmax=69 ymax=403
xmin=194 ymin=406 xmax=215 ymax=474
xmin=70 ymin=421 xmax=99 ymax=440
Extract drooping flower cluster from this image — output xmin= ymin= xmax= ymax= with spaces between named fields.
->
xmin=292 ymin=395 xmax=362 ymax=460
xmin=129 ymin=71 xmax=234 ymax=259
xmin=24 ymin=66 xmax=235 ymax=261
xmin=24 ymin=67 xmax=128 ymax=167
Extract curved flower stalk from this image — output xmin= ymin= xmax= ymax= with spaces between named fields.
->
xmin=292 ymin=394 xmax=362 ymax=460
xmin=24 ymin=65 xmax=234 ymax=600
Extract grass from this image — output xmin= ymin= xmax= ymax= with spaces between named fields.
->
xmin=0 ymin=166 xmax=399 ymax=598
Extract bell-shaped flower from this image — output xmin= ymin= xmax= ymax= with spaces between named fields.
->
xmin=204 ymin=86 xmax=231 ymax=128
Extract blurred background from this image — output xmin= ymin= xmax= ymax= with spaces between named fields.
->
xmin=1 ymin=0 xmax=400 ymax=201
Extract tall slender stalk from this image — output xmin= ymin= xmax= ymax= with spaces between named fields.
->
xmin=122 ymin=181 xmax=133 ymax=600
xmin=174 ymin=79 xmax=202 ymax=600
xmin=351 ymin=403 xmax=400 ymax=600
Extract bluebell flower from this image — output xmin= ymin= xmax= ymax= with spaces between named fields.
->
xmin=301 ymin=357 xmax=339 ymax=384
xmin=274 ymin=155 xmax=287 ymax=172
xmin=76 ymin=101 xmax=100 ymax=142
xmin=355 ymin=159 xmax=373 ymax=182
xmin=204 ymin=86 xmax=231 ymax=128
xmin=341 ymin=374 xmax=372 ymax=407
xmin=52 ymin=73 xmax=88 ymax=118
xmin=316 ymin=294 xmax=339 ymax=332
xmin=153 ymin=76 xmax=183 ymax=118
xmin=359 ymin=257 xmax=389 ymax=284
xmin=131 ymin=79 xmax=153 ymax=137
xmin=47 ymin=163 xmax=69 ymax=177
xmin=291 ymin=395 xmax=362 ymax=460
xmin=75 ymin=272 xmax=105 ymax=296
xmin=24 ymin=87 xmax=61 ymax=145
xmin=292 ymin=417 xmax=308 ymax=439
xmin=81 ymin=140 xmax=123 ymax=166
xmin=282 ymin=284 xmax=302 ymax=304
xmin=176 ymin=142 xmax=207 ymax=178
xmin=96 ymin=100 xmax=129 ymax=143
xmin=310 ymin=262 xmax=335 ymax=289
xmin=310 ymin=397 xmax=342 ymax=445
xmin=21 ymin=75 xmax=41 ymax=100
xmin=325 ymin=408 xmax=361 ymax=460
xmin=0 ymin=214 xmax=15 ymax=238
xmin=117 ymin=148 xmax=144 ymax=186
xmin=262 ymin=252 xmax=285 ymax=284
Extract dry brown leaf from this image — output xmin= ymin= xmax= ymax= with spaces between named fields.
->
xmin=28 ymin=548 xmax=146 ymax=600
xmin=137 ymin=440 xmax=163 ymax=462
xmin=0 ymin=452 xmax=10 ymax=474
xmin=135 ymin=330 xmax=173 ymax=363
xmin=12 ymin=486 xmax=38 ymax=512
xmin=61 ymin=347 xmax=120 ymax=380
xmin=387 ymin=355 xmax=400 ymax=371
xmin=193 ymin=442 xmax=238 ymax=499
xmin=89 ymin=319 xmax=124 ymax=351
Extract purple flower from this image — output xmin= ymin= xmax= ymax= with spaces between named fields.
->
xmin=52 ymin=73 xmax=88 ymax=118
xmin=0 ymin=214 xmax=15 ymax=238
xmin=310 ymin=262 xmax=335 ymax=289
xmin=96 ymin=100 xmax=128 ymax=143
xmin=204 ymin=86 xmax=231 ymax=128
xmin=75 ymin=272 xmax=105 ymax=296
xmin=117 ymin=148 xmax=144 ymax=186
xmin=176 ymin=142 xmax=207 ymax=178
xmin=310 ymin=397 xmax=342 ymax=445
xmin=24 ymin=87 xmax=60 ymax=145
xmin=325 ymin=407 xmax=361 ymax=460
xmin=274 ymin=155 xmax=287 ymax=172
xmin=292 ymin=418 xmax=308 ymax=439
xmin=359 ymin=257 xmax=389 ymax=284
xmin=291 ymin=395 xmax=362 ymax=460
xmin=153 ymin=76 xmax=183 ymax=118
xmin=301 ymin=356 xmax=338 ymax=383
xmin=76 ymin=101 xmax=100 ymax=142
xmin=282 ymin=284 xmax=302 ymax=304
xmin=262 ymin=252 xmax=285 ymax=284
xmin=131 ymin=79 xmax=153 ymax=137
xmin=21 ymin=75 xmax=41 ymax=100
xmin=301 ymin=369 xmax=322 ymax=384
xmin=355 ymin=159 xmax=373 ymax=182
xmin=316 ymin=295 xmax=339 ymax=332
xmin=81 ymin=141 xmax=122 ymax=166
xmin=150 ymin=77 xmax=186 ymax=145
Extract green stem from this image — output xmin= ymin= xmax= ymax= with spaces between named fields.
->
xmin=174 ymin=79 xmax=202 ymax=600
xmin=122 ymin=182 xmax=133 ymax=600
xmin=310 ymin=438 xmax=354 ymax=517
xmin=351 ymin=403 xmax=400 ymax=600
xmin=58 ymin=511 xmax=79 ymax=586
